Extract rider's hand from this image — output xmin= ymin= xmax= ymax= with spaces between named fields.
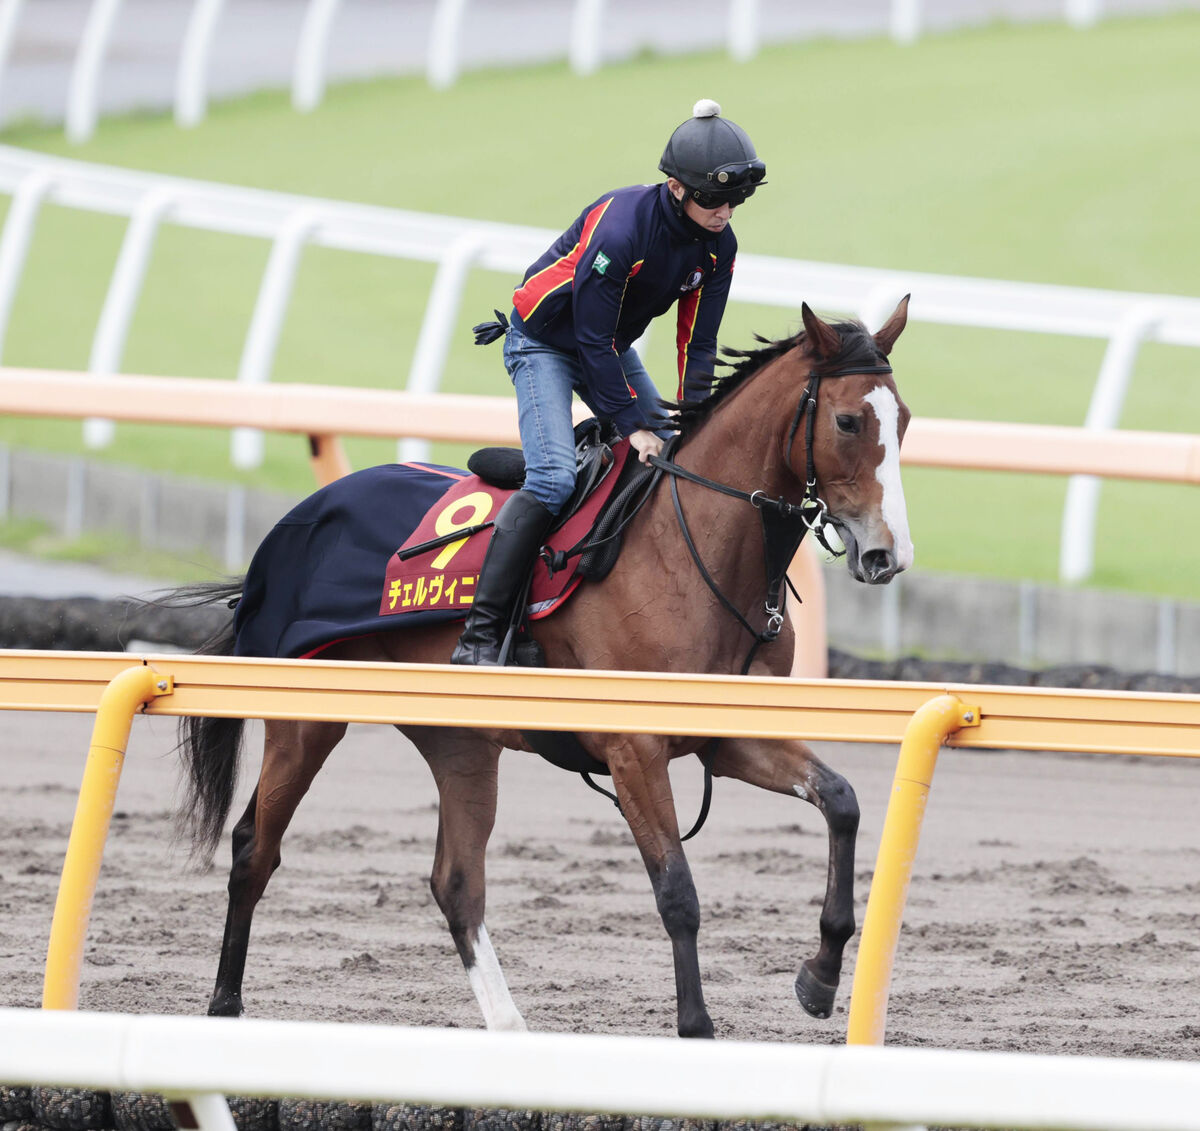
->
xmin=628 ymin=429 xmax=664 ymax=464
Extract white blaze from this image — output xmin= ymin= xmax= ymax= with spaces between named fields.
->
xmin=864 ymin=386 xmax=914 ymax=570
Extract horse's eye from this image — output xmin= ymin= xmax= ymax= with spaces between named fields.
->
xmin=835 ymin=414 xmax=860 ymax=434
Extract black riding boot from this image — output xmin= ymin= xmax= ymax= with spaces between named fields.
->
xmin=450 ymin=490 xmax=555 ymax=666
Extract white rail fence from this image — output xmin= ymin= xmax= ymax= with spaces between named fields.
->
xmin=0 ymin=0 xmax=1158 ymax=141
xmin=2 ymin=147 xmax=1199 ymax=583
xmin=5 ymin=1008 xmax=1200 ymax=1131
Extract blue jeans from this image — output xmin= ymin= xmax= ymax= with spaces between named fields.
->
xmin=504 ymin=322 xmax=669 ymax=514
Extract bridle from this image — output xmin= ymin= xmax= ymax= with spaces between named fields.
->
xmin=784 ymin=361 xmax=896 ymax=549
xmin=649 ymin=357 xmax=895 ymax=676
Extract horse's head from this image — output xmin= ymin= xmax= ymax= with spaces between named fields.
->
xmin=794 ymin=299 xmax=914 ymax=585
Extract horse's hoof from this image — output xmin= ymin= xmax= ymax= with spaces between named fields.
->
xmin=679 ymin=1014 xmax=716 ymax=1039
xmin=795 ymin=962 xmax=838 ymax=1019
xmin=206 ymin=991 xmax=243 ymax=1018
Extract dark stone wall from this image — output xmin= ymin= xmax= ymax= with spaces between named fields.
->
xmin=0 ymin=597 xmax=229 ymax=653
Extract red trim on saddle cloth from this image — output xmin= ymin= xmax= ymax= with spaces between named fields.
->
xmin=300 ymin=636 xmax=361 ymax=660
xmin=377 ymin=440 xmax=633 ymax=622
xmin=397 ymin=462 xmax=467 ymax=481
xmin=512 ymin=198 xmax=612 ymax=320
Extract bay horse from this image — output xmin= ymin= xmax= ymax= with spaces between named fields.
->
xmin=174 ymin=299 xmax=913 ymax=1038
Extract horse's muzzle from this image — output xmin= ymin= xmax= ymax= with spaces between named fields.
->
xmin=838 ymin=524 xmax=904 ymax=585
xmin=859 ymin=547 xmax=900 ymax=584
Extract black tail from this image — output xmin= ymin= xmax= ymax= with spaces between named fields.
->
xmin=154 ymin=577 xmax=248 ymax=864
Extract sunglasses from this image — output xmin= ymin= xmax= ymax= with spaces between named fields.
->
xmin=688 ymin=161 xmax=767 ymax=210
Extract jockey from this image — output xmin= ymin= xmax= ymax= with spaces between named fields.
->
xmin=451 ymin=99 xmax=766 ymax=666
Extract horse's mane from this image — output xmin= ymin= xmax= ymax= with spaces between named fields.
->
xmin=667 ymin=318 xmax=881 ymax=436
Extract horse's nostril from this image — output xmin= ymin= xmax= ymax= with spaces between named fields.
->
xmin=861 ymin=549 xmax=896 ymax=581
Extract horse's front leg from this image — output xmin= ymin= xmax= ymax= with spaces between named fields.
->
xmin=605 ymin=735 xmax=714 ymax=1039
xmin=709 ymin=736 xmax=860 ymax=1020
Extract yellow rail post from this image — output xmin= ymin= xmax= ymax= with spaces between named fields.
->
xmin=42 ymin=664 xmax=173 ymax=1010
xmin=846 ymin=693 xmax=980 ymax=1045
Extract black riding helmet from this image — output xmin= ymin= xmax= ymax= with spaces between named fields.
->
xmin=659 ymin=99 xmax=767 ymax=210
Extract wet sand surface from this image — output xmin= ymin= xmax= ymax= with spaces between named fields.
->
xmin=3 ymin=709 xmax=1199 ymax=1059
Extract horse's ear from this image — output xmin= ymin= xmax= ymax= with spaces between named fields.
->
xmin=801 ymin=303 xmax=842 ymax=360
xmin=873 ymin=294 xmax=910 ymax=357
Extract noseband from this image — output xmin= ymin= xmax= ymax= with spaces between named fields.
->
xmin=650 ymin=357 xmax=895 ymax=675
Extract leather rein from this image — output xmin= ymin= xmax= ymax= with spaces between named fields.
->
xmin=648 ymin=359 xmax=895 ymax=676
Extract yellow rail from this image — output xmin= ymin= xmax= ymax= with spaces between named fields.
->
xmin=1 ymin=650 xmax=1196 ymax=754
xmin=41 ymin=666 xmax=173 ymax=1009
xmin=846 ymin=694 xmax=980 ymax=1045
xmin=4 ymin=651 xmax=1197 ymax=1037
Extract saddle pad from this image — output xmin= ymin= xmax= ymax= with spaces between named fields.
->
xmin=380 ymin=440 xmax=630 ymax=624
xmin=233 ymin=446 xmax=630 ymax=661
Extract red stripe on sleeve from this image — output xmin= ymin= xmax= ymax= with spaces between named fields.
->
xmin=513 ymin=198 xmax=613 ymax=320
xmin=675 ymin=287 xmax=702 ymax=399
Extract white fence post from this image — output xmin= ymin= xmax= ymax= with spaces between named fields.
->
xmin=568 ymin=0 xmax=605 ymax=76
xmin=175 ymin=0 xmax=226 ymax=129
xmin=232 ymin=207 xmax=325 ymax=470
xmin=401 ymin=229 xmax=490 ymax=463
xmin=66 ymin=0 xmax=123 ymax=144
xmin=859 ymin=282 xmax=910 ymax=332
xmin=0 ymin=0 xmax=25 ymax=108
xmin=427 ymin=0 xmax=468 ymax=90
xmin=890 ymin=0 xmax=921 ymax=44
xmin=182 ymin=1094 xmax=236 ymax=1131
xmin=1065 ymin=0 xmax=1102 ymax=28
xmin=224 ymin=484 xmax=245 ymax=570
xmin=727 ymin=0 xmax=758 ymax=62
xmin=292 ymin=0 xmax=342 ymax=114
xmin=1059 ymin=303 xmax=1161 ymax=583
xmin=82 ymin=187 xmax=177 ymax=450
xmin=0 ymin=168 xmax=53 ymax=361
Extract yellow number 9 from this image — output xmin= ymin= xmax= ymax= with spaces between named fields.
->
xmin=430 ymin=491 xmax=495 ymax=570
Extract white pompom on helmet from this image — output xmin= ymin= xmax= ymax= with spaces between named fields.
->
xmin=658 ymin=99 xmax=767 ymax=207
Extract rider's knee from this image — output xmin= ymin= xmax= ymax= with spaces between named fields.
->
xmin=523 ymin=467 xmax=574 ymax=515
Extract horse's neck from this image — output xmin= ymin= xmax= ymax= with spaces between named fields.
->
xmin=653 ymin=358 xmax=802 ymax=620
xmin=677 ymin=355 xmax=800 ymax=503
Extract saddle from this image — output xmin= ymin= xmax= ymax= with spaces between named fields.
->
xmin=465 ymin=418 xmax=618 ymax=532
xmin=473 ymin=422 xmax=662 ymax=578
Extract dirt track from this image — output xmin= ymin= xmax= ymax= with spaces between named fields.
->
xmin=3 ymin=709 xmax=1200 ymax=1060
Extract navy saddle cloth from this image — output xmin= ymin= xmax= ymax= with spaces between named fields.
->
xmin=233 ymin=463 xmax=463 ymax=660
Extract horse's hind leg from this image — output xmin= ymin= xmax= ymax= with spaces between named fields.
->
xmin=709 ymin=736 xmax=859 ymax=1020
xmin=208 ymin=718 xmax=347 ymax=1016
xmin=405 ymin=725 xmax=525 ymax=1031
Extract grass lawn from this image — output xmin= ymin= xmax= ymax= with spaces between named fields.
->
xmin=0 ymin=13 xmax=1197 ymax=596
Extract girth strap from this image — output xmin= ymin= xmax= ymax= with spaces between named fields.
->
xmin=581 ymin=758 xmax=714 ymax=843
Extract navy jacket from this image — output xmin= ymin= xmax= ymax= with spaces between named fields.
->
xmin=511 ymin=182 xmax=736 ymax=436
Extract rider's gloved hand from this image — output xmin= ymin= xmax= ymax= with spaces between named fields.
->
xmin=628 ymin=429 xmax=664 ymax=464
